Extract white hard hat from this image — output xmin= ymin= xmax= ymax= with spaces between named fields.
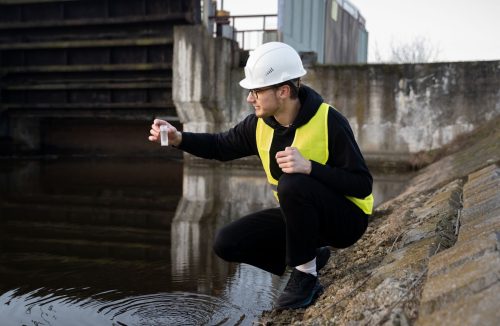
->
xmin=239 ymin=42 xmax=307 ymax=89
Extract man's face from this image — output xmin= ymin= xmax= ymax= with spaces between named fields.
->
xmin=246 ymin=86 xmax=282 ymax=118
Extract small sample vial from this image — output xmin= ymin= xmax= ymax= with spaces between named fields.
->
xmin=160 ymin=125 xmax=169 ymax=146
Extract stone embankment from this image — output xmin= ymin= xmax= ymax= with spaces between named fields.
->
xmin=261 ymin=118 xmax=500 ymax=325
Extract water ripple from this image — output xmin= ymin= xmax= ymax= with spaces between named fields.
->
xmin=0 ymin=288 xmax=251 ymax=326
xmin=99 ymin=292 xmax=247 ymax=325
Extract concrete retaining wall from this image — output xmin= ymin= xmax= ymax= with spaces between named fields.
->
xmin=173 ymin=26 xmax=500 ymax=163
xmin=305 ymin=62 xmax=500 ymax=157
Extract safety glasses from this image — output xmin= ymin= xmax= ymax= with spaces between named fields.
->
xmin=249 ymin=85 xmax=277 ymax=99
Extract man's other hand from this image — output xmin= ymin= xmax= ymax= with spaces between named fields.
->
xmin=275 ymin=147 xmax=312 ymax=174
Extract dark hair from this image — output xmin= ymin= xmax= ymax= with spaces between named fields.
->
xmin=277 ymin=78 xmax=301 ymax=99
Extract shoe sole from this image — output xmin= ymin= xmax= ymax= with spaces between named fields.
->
xmin=275 ymin=282 xmax=324 ymax=310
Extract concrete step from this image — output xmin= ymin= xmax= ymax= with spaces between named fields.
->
xmin=420 ymin=250 xmax=500 ymax=316
xmin=416 ymin=164 xmax=500 ymax=324
xmin=1 ymin=63 xmax=171 ymax=73
xmin=0 ymin=13 xmax=190 ymax=31
xmin=0 ymin=13 xmax=186 ymax=45
xmin=0 ymin=36 xmax=173 ymax=50
xmin=416 ymin=283 xmax=500 ymax=326
xmin=4 ymin=80 xmax=171 ymax=91
xmin=0 ymin=0 xmax=194 ymax=30
xmin=2 ymin=100 xmax=173 ymax=109
xmin=3 ymin=76 xmax=171 ymax=85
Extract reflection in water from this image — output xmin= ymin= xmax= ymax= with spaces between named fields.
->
xmin=171 ymin=163 xmax=277 ymax=283
xmin=170 ymin=163 xmax=283 ymax=324
xmin=0 ymin=159 xmax=409 ymax=325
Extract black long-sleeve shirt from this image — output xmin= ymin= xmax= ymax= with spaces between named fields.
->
xmin=178 ymin=85 xmax=373 ymax=199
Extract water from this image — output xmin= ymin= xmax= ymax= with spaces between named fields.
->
xmin=0 ymin=159 xmax=287 ymax=326
xmin=0 ymin=158 xmax=410 ymax=325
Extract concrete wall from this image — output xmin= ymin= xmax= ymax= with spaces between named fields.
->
xmin=173 ymin=26 xmax=500 ymax=163
xmin=305 ymin=62 xmax=500 ymax=158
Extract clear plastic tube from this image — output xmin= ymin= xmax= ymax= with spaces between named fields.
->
xmin=160 ymin=125 xmax=169 ymax=146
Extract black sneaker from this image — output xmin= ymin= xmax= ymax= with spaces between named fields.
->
xmin=316 ymin=246 xmax=331 ymax=274
xmin=275 ymin=268 xmax=324 ymax=310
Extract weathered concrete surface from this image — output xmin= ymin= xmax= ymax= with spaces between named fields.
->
xmin=417 ymin=163 xmax=500 ymax=325
xmin=260 ymin=116 xmax=500 ymax=325
xmin=173 ymin=25 xmax=247 ymax=133
xmin=304 ymin=62 xmax=500 ymax=157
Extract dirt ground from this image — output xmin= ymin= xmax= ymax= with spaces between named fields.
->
xmin=258 ymin=206 xmax=417 ymax=325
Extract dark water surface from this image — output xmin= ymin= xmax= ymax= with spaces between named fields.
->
xmin=0 ymin=159 xmax=285 ymax=326
xmin=0 ymin=158 xmax=409 ymax=326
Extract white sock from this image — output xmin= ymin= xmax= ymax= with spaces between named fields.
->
xmin=295 ymin=257 xmax=317 ymax=276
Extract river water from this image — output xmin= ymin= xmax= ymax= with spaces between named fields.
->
xmin=0 ymin=158 xmax=409 ymax=326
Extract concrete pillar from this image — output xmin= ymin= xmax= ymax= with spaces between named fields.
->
xmin=173 ymin=25 xmax=242 ymax=133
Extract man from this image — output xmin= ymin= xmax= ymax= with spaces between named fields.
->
xmin=148 ymin=42 xmax=373 ymax=310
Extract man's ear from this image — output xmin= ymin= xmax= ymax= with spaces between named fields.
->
xmin=278 ymin=85 xmax=291 ymax=99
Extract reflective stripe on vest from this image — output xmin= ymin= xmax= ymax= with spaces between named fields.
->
xmin=256 ymin=102 xmax=374 ymax=215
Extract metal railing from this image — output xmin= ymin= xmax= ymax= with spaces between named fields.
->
xmin=210 ymin=14 xmax=278 ymax=50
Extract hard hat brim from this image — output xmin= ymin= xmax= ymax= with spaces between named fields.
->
xmin=239 ymin=78 xmax=255 ymax=90
xmin=239 ymin=70 xmax=307 ymax=90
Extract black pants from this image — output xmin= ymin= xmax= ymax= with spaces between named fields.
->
xmin=213 ymin=173 xmax=368 ymax=276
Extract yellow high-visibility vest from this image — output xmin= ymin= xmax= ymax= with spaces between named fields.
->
xmin=256 ymin=102 xmax=374 ymax=215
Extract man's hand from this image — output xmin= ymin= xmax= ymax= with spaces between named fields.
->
xmin=275 ymin=147 xmax=312 ymax=174
xmin=148 ymin=119 xmax=182 ymax=146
